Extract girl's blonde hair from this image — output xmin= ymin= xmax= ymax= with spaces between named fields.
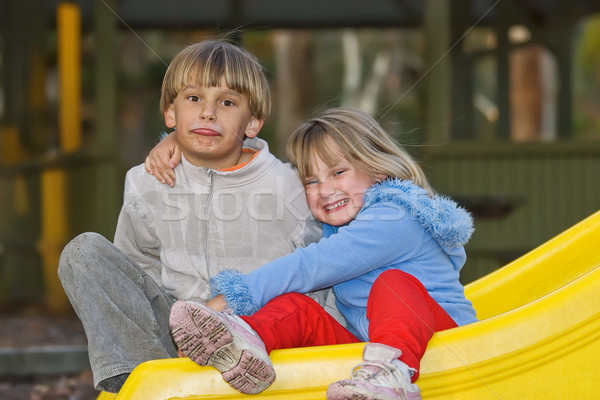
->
xmin=160 ymin=40 xmax=271 ymax=120
xmin=286 ymin=107 xmax=433 ymax=194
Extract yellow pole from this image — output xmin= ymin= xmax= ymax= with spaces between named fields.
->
xmin=40 ymin=169 xmax=69 ymax=313
xmin=0 ymin=125 xmax=29 ymax=218
xmin=39 ymin=2 xmax=81 ymax=313
xmin=57 ymin=2 xmax=81 ymax=152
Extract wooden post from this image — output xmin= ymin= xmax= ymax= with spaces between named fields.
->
xmin=93 ymin=0 xmax=121 ymax=237
xmin=496 ymin=1 xmax=510 ymax=139
xmin=554 ymin=1 xmax=574 ymax=138
xmin=449 ymin=0 xmax=474 ymax=140
xmin=424 ymin=0 xmax=451 ymax=144
xmin=39 ymin=2 xmax=81 ymax=313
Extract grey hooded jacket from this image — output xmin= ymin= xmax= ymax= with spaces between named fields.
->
xmin=114 ymin=137 xmax=322 ymax=302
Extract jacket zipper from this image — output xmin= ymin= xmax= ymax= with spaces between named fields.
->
xmin=204 ymin=170 xmax=214 ymax=278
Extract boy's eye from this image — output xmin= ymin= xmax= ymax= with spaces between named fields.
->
xmin=333 ymin=170 xmax=346 ymax=177
xmin=187 ymin=95 xmax=201 ymax=102
xmin=221 ymin=99 xmax=235 ymax=107
xmin=304 ymin=179 xmax=318 ymax=186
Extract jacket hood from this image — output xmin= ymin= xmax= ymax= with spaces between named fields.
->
xmin=362 ymin=179 xmax=474 ymax=249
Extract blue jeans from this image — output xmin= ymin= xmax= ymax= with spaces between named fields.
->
xmin=58 ymin=232 xmax=178 ymax=392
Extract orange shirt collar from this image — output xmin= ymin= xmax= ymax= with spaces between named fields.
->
xmin=218 ymin=148 xmax=259 ymax=172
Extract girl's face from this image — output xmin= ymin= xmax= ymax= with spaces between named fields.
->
xmin=303 ymin=153 xmax=379 ymax=227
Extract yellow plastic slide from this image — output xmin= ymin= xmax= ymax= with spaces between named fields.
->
xmin=98 ymin=210 xmax=600 ymax=400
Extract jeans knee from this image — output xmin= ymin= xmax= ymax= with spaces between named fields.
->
xmin=58 ymin=232 xmax=109 ymax=281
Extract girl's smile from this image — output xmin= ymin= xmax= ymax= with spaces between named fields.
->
xmin=324 ymin=198 xmax=349 ymax=212
xmin=304 ymin=155 xmax=379 ymax=227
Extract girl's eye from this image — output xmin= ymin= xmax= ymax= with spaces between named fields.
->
xmin=333 ymin=170 xmax=346 ymax=177
xmin=304 ymin=179 xmax=318 ymax=186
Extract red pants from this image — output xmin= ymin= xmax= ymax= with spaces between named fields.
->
xmin=241 ymin=269 xmax=457 ymax=380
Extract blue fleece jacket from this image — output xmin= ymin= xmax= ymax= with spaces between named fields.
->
xmin=211 ymin=179 xmax=478 ymax=341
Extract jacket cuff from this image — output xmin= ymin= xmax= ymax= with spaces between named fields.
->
xmin=210 ymin=270 xmax=259 ymax=315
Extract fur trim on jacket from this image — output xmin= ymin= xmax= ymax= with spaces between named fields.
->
xmin=362 ymin=179 xmax=473 ymax=249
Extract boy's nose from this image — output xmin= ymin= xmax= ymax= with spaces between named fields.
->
xmin=200 ymin=106 xmax=216 ymax=120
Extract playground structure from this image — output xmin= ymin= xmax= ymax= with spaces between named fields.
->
xmin=96 ymin=209 xmax=600 ymax=399
xmin=2 ymin=0 xmax=600 ymax=313
xmin=1 ymin=2 xmax=600 ymax=394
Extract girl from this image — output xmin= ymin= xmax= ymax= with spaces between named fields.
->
xmin=169 ymin=107 xmax=478 ymax=400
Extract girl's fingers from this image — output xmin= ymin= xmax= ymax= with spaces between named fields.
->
xmin=144 ymin=155 xmax=154 ymax=174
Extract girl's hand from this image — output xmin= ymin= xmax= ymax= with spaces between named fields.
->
xmin=205 ymin=294 xmax=228 ymax=312
xmin=144 ymin=132 xmax=181 ymax=187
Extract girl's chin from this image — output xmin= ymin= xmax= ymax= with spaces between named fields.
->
xmin=322 ymin=215 xmax=353 ymax=227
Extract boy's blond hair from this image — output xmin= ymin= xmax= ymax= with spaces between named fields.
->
xmin=160 ymin=40 xmax=271 ymax=120
xmin=286 ymin=107 xmax=433 ymax=194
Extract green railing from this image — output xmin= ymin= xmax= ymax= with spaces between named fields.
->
xmin=423 ymin=140 xmax=600 ymax=283
xmin=2 ymin=140 xmax=600 ymax=304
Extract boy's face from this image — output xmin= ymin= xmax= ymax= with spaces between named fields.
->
xmin=303 ymin=154 xmax=378 ymax=227
xmin=164 ymin=78 xmax=263 ymax=169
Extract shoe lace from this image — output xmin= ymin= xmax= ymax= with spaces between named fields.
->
xmin=350 ymin=361 xmax=412 ymax=398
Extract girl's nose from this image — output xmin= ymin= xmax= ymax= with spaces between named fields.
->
xmin=319 ymin=181 xmax=335 ymax=198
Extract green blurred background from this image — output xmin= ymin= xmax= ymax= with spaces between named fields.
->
xmin=1 ymin=0 xmax=600 ymax=314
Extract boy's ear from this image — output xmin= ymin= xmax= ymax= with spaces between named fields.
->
xmin=245 ymin=117 xmax=264 ymax=139
xmin=164 ymin=104 xmax=176 ymax=128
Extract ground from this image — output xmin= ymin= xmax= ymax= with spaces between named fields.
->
xmin=0 ymin=371 xmax=97 ymax=400
xmin=0 ymin=306 xmax=99 ymax=400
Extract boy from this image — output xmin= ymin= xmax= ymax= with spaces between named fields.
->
xmin=58 ymin=40 xmax=322 ymax=393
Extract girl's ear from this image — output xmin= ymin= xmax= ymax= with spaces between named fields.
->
xmin=164 ymin=104 xmax=176 ymax=128
xmin=245 ymin=117 xmax=264 ymax=139
xmin=375 ymin=174 xmax=388 ymax=183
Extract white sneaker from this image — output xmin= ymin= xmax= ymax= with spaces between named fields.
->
xmin=327 ymin=343 xmax=422 ymax=400
xmin=169 ymin=300 xmax=275 ymax=394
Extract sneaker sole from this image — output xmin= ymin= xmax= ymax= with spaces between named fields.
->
xmin=170 ymin=301 xmax=275 ymax=394
xmin=327 ymin=379 xmax=422 ymax=400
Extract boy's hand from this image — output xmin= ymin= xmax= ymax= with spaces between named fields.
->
xmin=144 ymin=132 xmax=181 ymax=187
xmin=205 ymin=294 xmax=228 ymax=312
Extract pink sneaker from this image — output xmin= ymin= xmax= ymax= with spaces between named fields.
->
xmin=327 ymin=343 xmax=421 ymax=400
xmin=169 ymin=300 xmax=275 ymax=394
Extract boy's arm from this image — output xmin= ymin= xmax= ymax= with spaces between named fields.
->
xmin=113 ymin=174 xmax=163 ymax=283
xmin=144 ymin=131 xmax=181 ymax=187
xmin=114 ymin=205 xmax=163 ymax=283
